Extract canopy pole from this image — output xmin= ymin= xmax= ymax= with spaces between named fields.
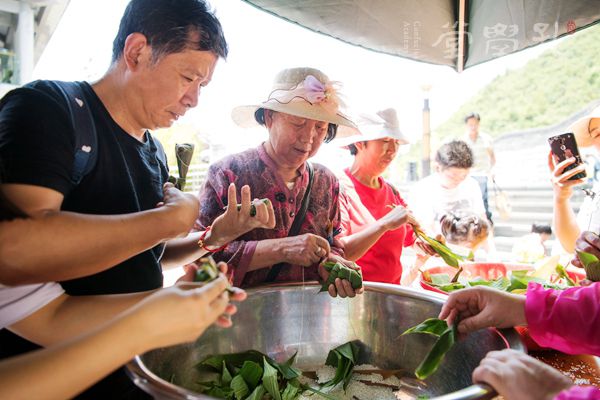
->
xmin=457 ymin=0 xmax=466 ymax=72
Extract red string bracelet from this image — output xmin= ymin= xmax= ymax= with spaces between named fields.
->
xmin=197 ymin=226 xmax=228 ymax=253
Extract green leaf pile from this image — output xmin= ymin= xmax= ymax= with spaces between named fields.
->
xmin=402 ymin=318 xmax=458 ymax=380
xmin=195 ymin=349 xmax=335 ymax=400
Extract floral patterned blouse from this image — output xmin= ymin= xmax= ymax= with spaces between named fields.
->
xmin=195 ymin=144 xmax=343 ymax=288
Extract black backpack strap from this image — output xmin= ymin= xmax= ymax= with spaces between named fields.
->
xmin=49 ymin=81 xmax=98 ymax=185
xmin=265 ymin=162 xmax=314 ymax=283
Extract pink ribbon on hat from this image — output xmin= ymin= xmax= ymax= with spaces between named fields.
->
xmin=265 ymin=75 xmax=343 ymax=115
xmin=302 ymin=75 xmax=340 ymax=114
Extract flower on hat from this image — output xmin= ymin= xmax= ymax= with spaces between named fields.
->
xmin=303 ymin=75 xmax=341 ymax=114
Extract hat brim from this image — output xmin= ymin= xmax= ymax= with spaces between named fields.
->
xmin=570 ymin=105 xmax=600 ymax=148
xmin=232 ymin=100 xmax=357 ymax=135
xmin=333 ymin=128 xmax=410 ymax=148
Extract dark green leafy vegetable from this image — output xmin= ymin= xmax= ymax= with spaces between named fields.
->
xmin=414 ymin=227 xmax=465 ymax=268
xmin=319 ymin=261 xmax=363 ymax=292
xmin=402 ymin=318 xmax=457 ymax=380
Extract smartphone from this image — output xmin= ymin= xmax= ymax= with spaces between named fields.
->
xmin=548 ymin=132 xmax=587 ymax=181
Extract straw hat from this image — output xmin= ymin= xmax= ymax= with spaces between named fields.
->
xmin=231 ymin=67 xmax=357 ymax=133
xmin=570 ymin=105 xmax=600 ymax=147
xmin=333 ymin=108 xmax=409 ymax=147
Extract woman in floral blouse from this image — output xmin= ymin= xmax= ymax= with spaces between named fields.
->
xmin=195 ymin=67 xmax=362 ymax=298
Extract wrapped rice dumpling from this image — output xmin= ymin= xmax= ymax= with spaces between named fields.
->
xmin=168 ymin=143 xmax=195 ymax=190
xmin=320 ymin=261 xmax=363 ymax=292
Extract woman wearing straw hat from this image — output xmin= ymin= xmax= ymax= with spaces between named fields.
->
xmin=550 ymin=105 xmax=600 ymax=253
xmin=195 ymin=67 xmax=363 ymax=298
xmin=335 ymin=109 xmax=432 ymax=285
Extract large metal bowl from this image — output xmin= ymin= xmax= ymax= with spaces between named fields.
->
xmin=127 ymin=282 xmax=523 ymax=399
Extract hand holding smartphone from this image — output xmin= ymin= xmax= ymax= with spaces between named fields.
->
xmin=548 ymin=132 xmax=587 ymax=181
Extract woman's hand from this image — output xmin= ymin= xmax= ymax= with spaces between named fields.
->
xmin=279 ymin=233 xmax=331 ymax=266
xmin=132 ymin=272 xmax=246 ymax=350
xmin=438 ymin=286 xmax=526 ymax=333
xmin=572 ymin=231 xmax=600 ymax=268
xmin=472 ymin=349 xmax=572 ymax=400
xmin=318 ymin=255 xmax=364 ymax=298
xmin=209 ymin=183 xmax=276 ymax=247
xmin=379 ymin=205 xmax=417 ymax=231
xmin=548 ymin=151 xmax=586 ymax=202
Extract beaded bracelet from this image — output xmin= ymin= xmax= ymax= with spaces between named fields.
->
xmin=197 ymin=226 xmax=228 ymax=253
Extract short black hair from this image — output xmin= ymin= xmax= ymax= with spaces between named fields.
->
xmin=348 ymin=142 xmax=368 ymax=156
xmin=112 ymin=0 xmax=228 ymax=63
xmin=435 ymin=140 xmax=473 ymax=169
xmin=464 ymin=112 xmax=481 ymax=123
xmin=254 ymin=108 xmax=338 ymax=143
xmin=532 ymin=223 xmax=552 ymax=235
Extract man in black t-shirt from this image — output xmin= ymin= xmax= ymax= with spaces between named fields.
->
xmin=0 ymin=1 xmax=232 ymax=398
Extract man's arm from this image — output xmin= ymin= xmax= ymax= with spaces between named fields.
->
xmin=0 ymin=183 xmax=198 ymax=285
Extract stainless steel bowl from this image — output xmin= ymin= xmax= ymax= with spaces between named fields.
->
xmin=127 ymin=282 xmax=523 ymax=399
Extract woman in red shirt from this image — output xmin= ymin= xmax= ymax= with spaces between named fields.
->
xmin=337 ymin=109 xmax=430 ymax=284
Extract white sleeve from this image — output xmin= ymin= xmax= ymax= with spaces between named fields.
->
xmin=0 ymin=283 xmax=64 ymax=329
xmin=468 ymin=179 xmax=486 ymax=216
xmin=408 ymin=180 xmax=436 ymax=232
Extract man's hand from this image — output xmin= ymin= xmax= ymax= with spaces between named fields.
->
xmin=318 ymin=255 xmax=364 ymax=299
xmin=157 ymin=182 xmax=200 ymax=238
xmin=438 ymin=286 xmax=526 ymax=333
xmin=209 ymin=183 xmax=276 ymax=247
xmin=472 ymin=349 xmax=572 ymax=400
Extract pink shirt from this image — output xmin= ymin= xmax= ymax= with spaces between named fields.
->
xmin=339 ymin=169 xmax=415 ymax=284
xmin=195 ymin=144 xmax=343 ymax=288
xmin=526 ymin=282 xmax=600 ymax=356
xmin=525 ymin=282 xmax=600 ymax=400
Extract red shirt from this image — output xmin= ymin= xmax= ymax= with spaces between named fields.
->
xmin=339 ymin=169 xmax=415 ymax=284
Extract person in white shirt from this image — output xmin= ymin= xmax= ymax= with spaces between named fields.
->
xmin=410 ymin=140 xmax=487 ymax=235
xmin=463 ymin=112 xmax=496 ymax=224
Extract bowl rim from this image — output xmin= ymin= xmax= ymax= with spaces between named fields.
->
xmin=126 ymin=282 xmax=524 ymax=400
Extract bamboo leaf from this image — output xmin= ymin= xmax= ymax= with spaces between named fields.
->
xmin=402 ymin=318 xmax=448 ymax=337
xmin=414 ymin=324 xmax=457 ymax=380
xmin=414 ymin=228 xmax=464 ymax=268
xmin=281 ymin=382 xmax=300 ymax=400
xmin=555 ymin=264 xmax=576 ymax=286
xmin=246 ymin=384 xmax=265 ymax=400
xmin=300 ymin=384 xmax=338 ymax=400
xmin=262 ymin=356 xmax=282 ymax=400
xmin=276 ymin=352 xmax=302 ymax=380
xmin=239 ymin=361 xmax=262 ymax=390
xmin=577 ymin=251 xmax=600 ymax=267
xmin=230 ymin=375 xmax=249 ymax=400
xmin=221 ymin=361 xmax=232 ymax=385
